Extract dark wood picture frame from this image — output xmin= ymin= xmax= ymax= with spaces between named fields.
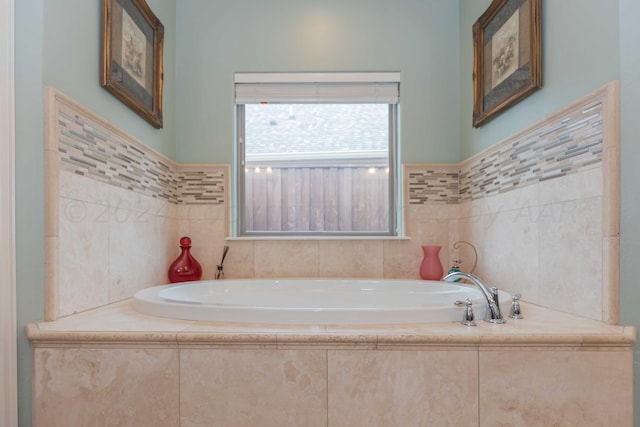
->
xmin=101 ymin=0 xmax=164 ymax=128
xmin=472 ymin=0 xmax=542 ymax=127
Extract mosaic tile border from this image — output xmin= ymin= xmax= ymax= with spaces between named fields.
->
xmin=407 ymin=85 xmax=611 ymax=205
xmin=56 ymin=103 xmax=179 ymax=203
xmin=459 ymin=100 xmax=604 ymax=201
xmin=405 ymin=167 xmax=459 ymax=205
xmin=49 ymin=86 xmax=608 ymax=208
xmin=177 ymin=168 xmax=226 ymax=205
xmin=52 ymin=92 xmax=225 ymax=206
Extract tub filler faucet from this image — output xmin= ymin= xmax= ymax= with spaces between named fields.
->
xmin=215 ymin=245 xmax=230 ymax=280
xmin=443 ymin=271 xmax=506 ymax=324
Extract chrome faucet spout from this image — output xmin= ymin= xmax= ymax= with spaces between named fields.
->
xmin=443 ymin=271 xmax=505 ymax=323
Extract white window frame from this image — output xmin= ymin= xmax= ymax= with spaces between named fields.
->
xmin=234 ymin=72 xmax=400 ymax=237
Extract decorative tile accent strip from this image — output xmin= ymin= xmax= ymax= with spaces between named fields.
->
xmin=177 ymin=169 xmax=226 ymax=205
xmin=57 ymin=103 xmax=179 ymax=203
xmin=55 ymin=100 xmax=225 ymax=205
xmin=406 ymin=97 xmax=605 ymax=204
xmin=459 ymin=100 xmax=603 ymax=200
xmin=406 ymin=168 xmax=459 ymax=205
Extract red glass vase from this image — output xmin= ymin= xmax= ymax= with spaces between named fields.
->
xmin=419 ymin=245 xmax=444 ymax=280
xmin=168 ymin=237 xmax=202 ymax=283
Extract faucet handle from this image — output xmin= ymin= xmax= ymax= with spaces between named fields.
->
xmin=454 ymin=298 xmax=476 ymax=326
xmin=509 ymin=293 xmax=523 ymax=319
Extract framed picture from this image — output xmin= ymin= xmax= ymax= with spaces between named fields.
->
xmin=101 ymin=0 xmax=164 ymax=128
xmin=472 ymin=0 xmax=542 ymax=127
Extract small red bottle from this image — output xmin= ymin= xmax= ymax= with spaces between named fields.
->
xmin=168 ymin=236 xmax=202 ymax=283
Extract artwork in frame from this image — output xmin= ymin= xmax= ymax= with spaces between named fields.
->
xmin=101 ymin=0 xmax=164 ymax=128
xmin=472 ymin=0 xmax=542 ymax=127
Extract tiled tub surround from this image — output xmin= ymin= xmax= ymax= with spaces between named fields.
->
xmin=45 ymin=88 xmax=229 ymax=320
xmin=34 ymin=84 xmax=630 ymax=425
xmin=45 ymin=82 xmax=618 ymax=324
xmin=27 ymin=301 xmax=634 ymax=426
xmin=451 ymin=81 xmax=619 ymax=323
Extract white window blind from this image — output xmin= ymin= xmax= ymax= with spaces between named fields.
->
xmin=234 ymin=72 xmax=400 ymax=104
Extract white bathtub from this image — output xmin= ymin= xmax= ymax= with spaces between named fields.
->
xmin=133 ymin=279 xmax=512 ymax=325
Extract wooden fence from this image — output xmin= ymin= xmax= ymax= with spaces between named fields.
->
xmin=244 ymin=166 xmax=389 ymax=232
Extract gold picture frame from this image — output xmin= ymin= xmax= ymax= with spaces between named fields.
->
xmin=472 ymin=0 xmax=542 ymax=127
xmin=101 ymin=0 xmax=164 ymax=128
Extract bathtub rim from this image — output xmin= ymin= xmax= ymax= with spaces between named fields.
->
xmin=132 ymin=278 xmax=511 ymax=325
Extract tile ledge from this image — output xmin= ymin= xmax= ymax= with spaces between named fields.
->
xmin=25 ymin=302 xmax=636 ymax=348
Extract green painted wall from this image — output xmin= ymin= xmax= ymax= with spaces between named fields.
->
xmin=459 ymin=0 xmax=620 ymax=157
xmin=42 ymin=0 xmax=177 ymax=158
xmin=14 ymin=0 xmax=176 ymax=425
xmin=619 ymin=0 xmax=640 ymax=424
xmin=15 ymin=1 xmax=44 ymax=425
xmin=175 ymin=0 xmax=462 ymax=165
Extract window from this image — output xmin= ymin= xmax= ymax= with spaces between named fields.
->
xmin=235 ymin=73 xmax=399 ymax=236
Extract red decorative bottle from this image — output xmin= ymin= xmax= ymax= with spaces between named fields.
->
xmin=168 ymin=236 xmax=202 ymax=283
xmin=419 ymin=245 xmax=444 ymax=280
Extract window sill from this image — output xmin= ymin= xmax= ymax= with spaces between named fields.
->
xmin=226 ymin=236 xmax=411 ymax=242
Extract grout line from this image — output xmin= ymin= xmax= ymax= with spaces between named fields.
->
xmin=325 ymin=349 xmax=329 ymax=427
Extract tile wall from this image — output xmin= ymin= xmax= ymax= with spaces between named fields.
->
xmin=452 ymin=81 xmax=619 ymax=322
xmin=44 ymin=88 xmax=228 ymax=320
xmin=44 ymin=81 xmax=619 ymax=322
xmin=32 ymin=340 xmax=633 ymax=426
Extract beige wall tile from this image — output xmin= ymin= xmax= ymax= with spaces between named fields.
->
xmin=58 ymin=170 xmax=110 ymax=207
xmin=539 ymin=197 xmax=603 ymax=319
xmin=109 ymin=206 xmax=173 ymax=300
xmin=328 ymin=350 xmax=478 ymax=427
xmin=319 ymin=240 xmax=383 ymax=278
xmin=382 ymin=239 xmax=421 ymax=279
xmin=156 ymin=215 xmax=180 ymax=284
xmin=44 ymin=236 xmax=59 ymax=320
xmin=479 ymin=348 xmax=633 ymax=426
xmin=109 ymin=182 xmax=169 ymax=218
xmin=457 ymin=197 xmax=487 ymax=219
xmin=222 ymin=240 xmax=256 ymax=278
xmin=54 ymin=171 xmax=182 ymax=317
xmin=602 ymin=235 xmax=620 ymax=323
xmin=481 ymin=204 xmax=540 ymax=303
xmin=405 ymin=206 xmax=451 ymax=269
xmin=602 ymin=143 xmax=620 ymax=237
xmin=488 ymin=183 xmax=539 ymax=213
xmin=33 ymin=348 xmax=180 ymax=427
xmin=180 ymin=349 xmax=327 ymax=427
xmin=539 ymin=166 xmax=602 ymax=204
xmin=58 ymin=197 xmax=110 ymax=317
xmin=255 ymin=240 xmax=320 ymax=278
